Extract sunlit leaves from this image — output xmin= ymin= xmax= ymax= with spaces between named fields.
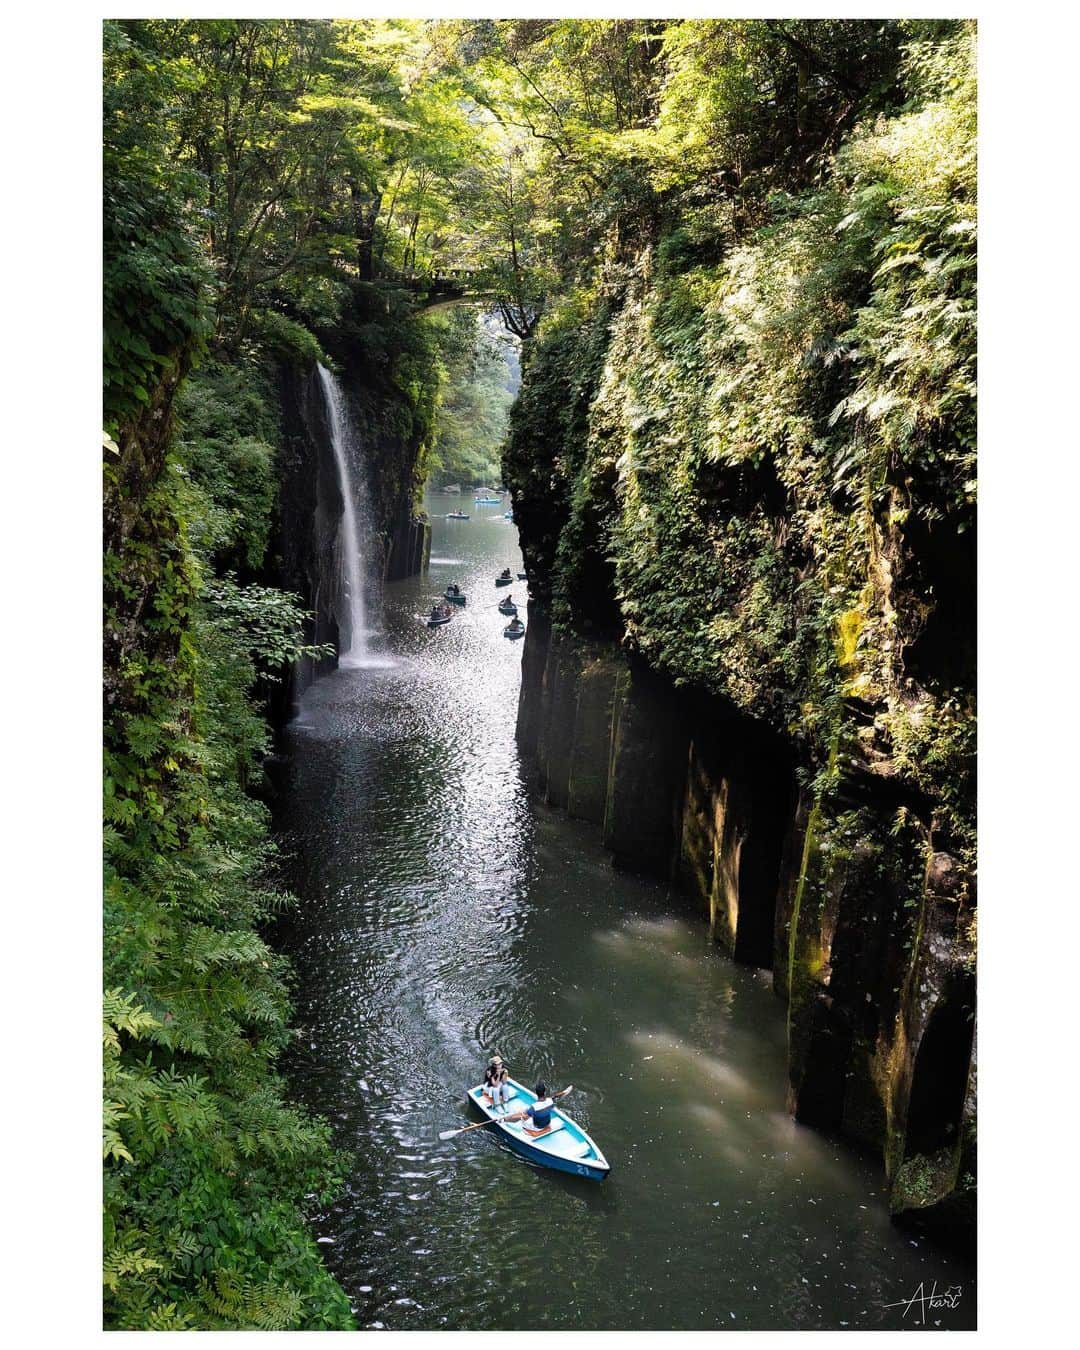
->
xmin=427 ymin=307 xmax=516 ymax=483
xmin=103 ymin=22 xmax=210 ymax=434
xmin=507 ymin=20 xmax=976 ymax=860
xmin=201 ymin=576 xmax=334 ymax=673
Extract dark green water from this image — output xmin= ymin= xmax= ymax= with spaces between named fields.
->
xmin=272 ymin=491 xmax=975 ymax=1331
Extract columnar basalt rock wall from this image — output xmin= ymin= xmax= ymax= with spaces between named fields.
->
xmin=568 ymin=654 xmax=621 ymax=825
xmin=386 ymin=512 xmax=432 ymax=583
xmin=515 ymin=602 xmax=975 ymax=1249
xmin=528 ymin=620 xmax=689 ymax=876
xmin=502 ymin=38 xmax=975 ymax=1242
xmin=676 ymin=718 xmax=796 ymax=966
xmin=601 ymin=663 xmax=689 ymax=876
xmin=886 ymin=854 xmax=976 ymax=1235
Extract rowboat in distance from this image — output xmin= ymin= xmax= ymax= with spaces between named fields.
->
xmin=467 ymin=1078 xmax=609 ymax=1181
xmin=446 ymin=511 xmax=470 ymax=520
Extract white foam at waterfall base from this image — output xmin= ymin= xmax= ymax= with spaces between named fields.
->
xmin=316 ymin=364 xmax=396 ymax=671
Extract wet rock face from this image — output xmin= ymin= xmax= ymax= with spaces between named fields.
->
xmin=886 ymin=852 xmax=976 ymax=1247
xmin=272 ymin=337 xmax=432 ymax=708
xmin=677 ymin=721 xmax=795 ymax=966
xmin=526 ymin=623 xmax=688 ymax=873
xmin=568 ymin=655 xmax=621 ymax=824
xmin=275 ymin=362 xmax=342 ymax=702
xmin=504 ymin=227 xmax=975 ymax=1242
xmin=516 ymin=604 xmax=552 ymax=754
xmin=514 ymin=617 xmax=976 ymax=1244
xmin=601 ymin=664 xmax=689 ymax=876
xmin=774 ymin=788 xmax=976 ymax=1247
xmin=386 ymin=514 xmax=431 ymax=583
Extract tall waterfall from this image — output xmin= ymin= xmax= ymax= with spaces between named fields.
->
xmin=317 ymin=363 xmax=369 ymax=667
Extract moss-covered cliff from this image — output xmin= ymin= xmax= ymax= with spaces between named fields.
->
xmin=506 ymin=28 xmax=975 ymax=1245
xmin=104 ymin=292 xmax=446 ymax=1325
xmin=103 ymin=24 xmax=447 ymax=1318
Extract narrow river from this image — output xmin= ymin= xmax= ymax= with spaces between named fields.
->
xmin=272 ymin=491 xmax=975 ymax=1331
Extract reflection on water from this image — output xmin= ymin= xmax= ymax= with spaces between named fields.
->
xmin=272 ymin=492 xmax=975 ymax=1330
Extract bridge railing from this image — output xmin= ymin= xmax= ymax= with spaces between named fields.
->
xmin=373 ymin=262 xmax=489 ymax=290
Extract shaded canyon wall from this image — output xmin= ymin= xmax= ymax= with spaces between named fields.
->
xmin=504 ymin=109 xmax=976 ymax=1234
xmin=273 ymin=329 xmax=432 ymax=702
xmin=516 ymin=616 xmax=975 ymax=1246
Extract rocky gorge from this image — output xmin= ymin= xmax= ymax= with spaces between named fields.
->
xmin=102 ymin=19 xmax=977 ymax=1327
xmin=504 ymin=52 xmax=977 ymax=1234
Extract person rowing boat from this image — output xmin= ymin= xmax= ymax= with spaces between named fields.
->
xmin=441 ymin=1078 xmax=610 ymax=1179
xmin=503 ymin=1080 xmax=557 ymax=1136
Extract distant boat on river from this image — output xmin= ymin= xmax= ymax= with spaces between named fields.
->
xmin=446 ymin=511 xmax=470 ymax=520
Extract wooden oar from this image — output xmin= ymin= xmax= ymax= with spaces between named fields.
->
xmin=438 ymin=1086 xmax=573 ymax=1141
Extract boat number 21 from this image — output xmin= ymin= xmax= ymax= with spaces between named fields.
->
xmin=575 ymin=1164 xmax=591 ymax=1177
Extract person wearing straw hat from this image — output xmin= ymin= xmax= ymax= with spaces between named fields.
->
xmin=482 ymin=1053 xmax=511 ymax=1112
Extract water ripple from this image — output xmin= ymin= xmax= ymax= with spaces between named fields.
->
xmin=272 ymin=493 xmax=976 ymax=1332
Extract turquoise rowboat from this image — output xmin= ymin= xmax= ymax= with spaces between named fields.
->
xmin=467 ymin=1078 xmax=610 ymax=1181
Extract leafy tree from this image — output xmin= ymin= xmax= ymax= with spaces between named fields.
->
xmin=105 ymin=20 xmax=346 ymax=1329
xmin=427 ymin=308 xmax=516 ymax=484
xmin=502 ymin=19 xmax=976 ymax=851
xmin=103 ymin=19 xmax=978 ymax=1324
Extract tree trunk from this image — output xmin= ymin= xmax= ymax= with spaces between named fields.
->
xmin=350 ymin=179 xmax=382 ymax=280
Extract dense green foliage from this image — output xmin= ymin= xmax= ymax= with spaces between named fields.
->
xmin=104 ymin=341 xmax=349 ymax=1326
xmin=503 ymin=22 xmax=976 ymax=861
xmin=426 ymin=308 xmax=516 ymax=486
xmin=104 ymin=20 xmax=351 ymax=1330
xmin=104 ymin=17 xmax=977 ymax=1324
xmin=103 ymin=23 xmax=210 ymax=435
